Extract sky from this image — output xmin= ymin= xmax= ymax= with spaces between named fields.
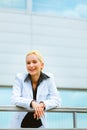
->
xmin=32 ymin=0 xmax=87 ymax=19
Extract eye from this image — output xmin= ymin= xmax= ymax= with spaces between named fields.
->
xmin=32 ymin=60 xmax=37 ymax=64
xmin=26 ymin=61 xmax=30 ymax=64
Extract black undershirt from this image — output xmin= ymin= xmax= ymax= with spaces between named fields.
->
xmin=21 ymin=87 xmax=42 ymax=128
xmin=21 ymin=72 xmax=49 ymax=128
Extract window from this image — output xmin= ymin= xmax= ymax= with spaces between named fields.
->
xmin=32 ymin=0 xmax=87 ymax=19
xmin=0 ymin=0 xmax=26 ymax=9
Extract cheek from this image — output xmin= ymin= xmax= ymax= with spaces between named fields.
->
xmin=39 ymin=64 xmax=43 ymax=70
xmin=26 ymin=64 xmax=29 ymax=70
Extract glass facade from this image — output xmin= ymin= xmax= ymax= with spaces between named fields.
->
xmin=0 ymin=0 xmax=87 ymax=19
xmin=0 ymin=0 xmax=26 ymax=9
xmin=32 ymin=0 xmax=87 ymax=19
xmin=60 ymin=90 xmax=87 ymax=107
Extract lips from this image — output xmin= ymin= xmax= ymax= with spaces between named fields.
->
xmin=29 ymin=68 xmax=36 ymax=72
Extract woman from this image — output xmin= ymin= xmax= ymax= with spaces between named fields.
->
xmin=11 ymin=50 xmax=61 ymax=128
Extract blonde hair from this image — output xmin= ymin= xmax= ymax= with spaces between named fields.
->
xmin=26 ymin=50 xmax=44 ymax=63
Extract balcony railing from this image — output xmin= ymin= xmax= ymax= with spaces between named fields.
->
xmin=0 ymin=106 xmax=87 ymax=130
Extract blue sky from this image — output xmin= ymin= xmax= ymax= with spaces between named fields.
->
xmin=32 ymin=0 xmax=87 ymax=19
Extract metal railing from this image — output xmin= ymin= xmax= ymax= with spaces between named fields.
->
xmin=0 ymin=128 xmax=87 ymax=130
xmin=0 ymin=106 xmax=87 ymax=130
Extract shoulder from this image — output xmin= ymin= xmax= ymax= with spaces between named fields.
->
xmin=15 ymin=72 xmax=28 ymax=80
xmin=43 ymin=72 xmax=57 ymax=88
xmin=44 ymin=72 xmax=54 ymax=78
xmin=43 ymin=72 xmax=55 ymax=82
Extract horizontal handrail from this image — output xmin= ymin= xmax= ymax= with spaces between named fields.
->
xmin=0 ymin=105 xmax=87 ymax=113
xmin=0 ymin=128 xmax=87 ymax=130
xmin=1 ymin=85 xmax=87 ymax=91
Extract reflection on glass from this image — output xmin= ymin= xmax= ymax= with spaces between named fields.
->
xmin=32 ymin=0 xmax=87 ymax=19
xmin=47 ymin=112 xmax=73 ymax=128
xmin=77 ymin=113 xmax=87 ymax=128
xmin=60 ymin=90 xmax=87 ymax=107
xmin=0 ymin=0 xmax=26 ymax=9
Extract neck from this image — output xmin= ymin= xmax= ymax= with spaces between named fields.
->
xmin=31 ymin=72 xmax=41 ymax=84
xmin=31 ymin=73 xmax=41 ymax=90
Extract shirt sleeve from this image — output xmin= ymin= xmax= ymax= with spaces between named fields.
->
xmin=41 ymin=75 xmax=61 ymax=110
xmin=11 ymin=73 xmax=32 ymax=109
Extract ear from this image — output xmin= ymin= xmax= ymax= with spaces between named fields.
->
xmin=41 ymin=62 xmax=44 ymax=70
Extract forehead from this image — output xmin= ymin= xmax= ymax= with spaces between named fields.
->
xmin=26 ymin=54 xmax=39 ymax=60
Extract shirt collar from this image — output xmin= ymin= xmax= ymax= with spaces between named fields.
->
xmin=24 ymin=72 xmax=50 ymax=83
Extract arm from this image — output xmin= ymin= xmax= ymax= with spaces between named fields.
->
xmin=41 ymin=75 xmax=61 ymax=110
xmin=11 ymin=73 xmax=32 ymax=109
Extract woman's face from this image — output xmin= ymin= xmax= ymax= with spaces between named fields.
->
xmin=26 ymin=54 xmax=44 ymax=76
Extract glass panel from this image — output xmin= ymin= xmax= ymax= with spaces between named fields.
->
xmin=77 ymin=113 xmax=87 ymax=128
xmin=0 ymin=87 xmax=11 ymax=105
xmin=59 ymin=90 xmax=87 ymax=107
xmin=0 ymin=112 xmax=14 ymax=128
xmin=0 ymin=0 xmax=26 ymax=9
xmin=32 ymin=0 xmax=87 ymax=19
xmin=47 ymin=112 xmax=73 ymax=128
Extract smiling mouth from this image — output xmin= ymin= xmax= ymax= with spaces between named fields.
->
xmin=29 ymin=69 xmax=36 ymax=72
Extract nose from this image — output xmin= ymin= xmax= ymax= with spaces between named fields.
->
xmin=30 ymin=62 xmax=34 ymax=67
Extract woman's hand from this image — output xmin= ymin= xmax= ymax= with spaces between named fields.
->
xmin=31 ymin=101 xmax=45 ymax=120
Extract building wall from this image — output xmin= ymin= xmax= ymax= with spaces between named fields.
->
xmin=0 ymin=11 xmax=87 ymax=88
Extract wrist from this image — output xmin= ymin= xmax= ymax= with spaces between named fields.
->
xmin=30 ymin=100 xmax=36 ymax=108
xmin=39 ymin=101 xmax=45 ymax=110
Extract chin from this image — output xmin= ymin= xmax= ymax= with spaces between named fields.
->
xmin=29 ymin=72 xmax=36 ymax=76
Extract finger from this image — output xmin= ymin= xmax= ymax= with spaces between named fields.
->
xmin=37 ymin=108 xmax=44 ymax=118
xmin=34 ymin=113 xmax=37 ymax=119
xmin=34 ymin=105 xmax=44 ymax=119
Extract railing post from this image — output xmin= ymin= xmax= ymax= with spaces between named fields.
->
xmin=73 ymin=112 xmax=77 ymax=128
